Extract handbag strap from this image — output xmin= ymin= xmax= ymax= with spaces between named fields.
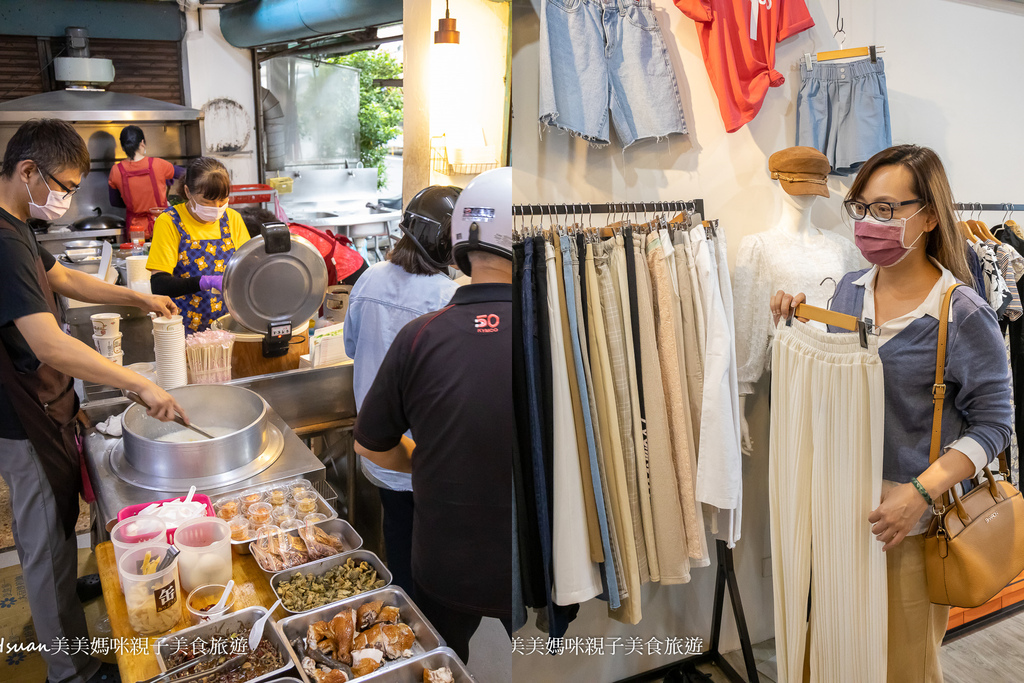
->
xmin=929 ymin=284 xmax=961 ymax=465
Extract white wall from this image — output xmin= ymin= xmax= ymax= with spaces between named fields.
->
xmin=511 ymin=0 xmax=1024 ymax=679
xmin=181 ymin=7 xmax=258 ymax=183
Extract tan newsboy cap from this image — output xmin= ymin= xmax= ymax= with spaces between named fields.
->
xmin=769 ymin=146 xmax=831 ymax=198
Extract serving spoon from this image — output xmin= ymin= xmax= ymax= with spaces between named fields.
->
xmin=125 ymin=391 xmax=214 ymax=440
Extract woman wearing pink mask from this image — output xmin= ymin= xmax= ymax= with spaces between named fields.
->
xmin=771 ymin=145 xmax=1012 ymax=682
xmin=147 ymin=157 xmax=250 ymax=333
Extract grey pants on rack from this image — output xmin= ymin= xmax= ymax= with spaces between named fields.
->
xmin=0 ymin=437 xmax=99 ymax=683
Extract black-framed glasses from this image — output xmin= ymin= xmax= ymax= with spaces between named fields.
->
xmin=844 ymin=198 xmax=923 ymax=222
xmin=39 ymin=168 xmax=78 ymax=200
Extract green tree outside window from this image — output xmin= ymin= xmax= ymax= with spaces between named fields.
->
xmin=327 ymin=50 xmax=403 ymax=190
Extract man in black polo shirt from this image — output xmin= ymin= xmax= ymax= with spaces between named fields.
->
xmin=354 ymin=167 xmax=512 ymax=663
xmin=0 ymin=119 xmax=184 ymax=683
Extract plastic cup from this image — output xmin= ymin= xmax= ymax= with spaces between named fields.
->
xmin=303 ymin=513 xmax=328 ymax=525
xmin=271 ymin=505 xmax=295 ymax=524
xmin=93 ymin=333 xmax=122 ymax=356
xmin=293 ymin=491 xmax=318 ymax=516
xmin=186 ymin=583 xmax=235 ymax=626
xmin=227 ymin=516 xmax=251 ymax=542
xmin=238 ymin=490 xmax=265 ymax=513
xmin=152 ymin=315 xmax=184 ymax=332
xmin=91 ymin=312 xmax=121 ymax=337
xmin=214 ymin=498 xmax=240 ymax=521
xmin=246 ymin=502 xmax=272 ymax=526
xmin=118 ymin=542 xmax=182 ymax=636
xmin=173 ymin=517 xmax=232 ymax=595
xmin=110 ymin=517 xmax=168 ymax=593
xmin=279 ymin=519 xmax=303 ymax=531
xmin=289 ymin=479 xmax=313 ymax=500
xmin=266 ymin=487 xmax=289 ymax=507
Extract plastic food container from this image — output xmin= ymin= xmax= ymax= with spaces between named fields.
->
xmin=266 ymin=487 xmax=289 ymax=507
xmin=271 ymin=505 xmax=296 ymax=524
xmin=214 ymin=497 xmax=240 ymax=521
xmin=288 ymin=479 xmax=313 ymax=500
xmin=118 ymin=543 xmax=182 ymax=636
xmin=117 ymin=494 xmax=215 ymax=545
xmin=279 ymin=519 xmax=303 ymax=531
xmin=292 ymin=492 xmax=318 ymax=516
xmin=250 ymin=518 xmax=362 ymax=582
xmin=186 ymin=583 xmax=236 ymax=626
xmin=173 ymin=517 xmax=232 ymax=595
xmin=247 ymin=502 xmax=273 ymax=526
xmin=110 ymin=517 xmax=168 ymax=593
xmin=302 ymin=513 xmax=327 ymax=525
xmin=227 ymin=516 xmax=251 ymax=542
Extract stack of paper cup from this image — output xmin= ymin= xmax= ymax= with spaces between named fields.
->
xmin=126 ymin=255 xmax=151 ymax=294
xmin=91 ymin=313 xmax=123 ymax=366
xmin=152 ymin=316 xmax=187 ymax=390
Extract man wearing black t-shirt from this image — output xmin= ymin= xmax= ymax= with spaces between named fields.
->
xmin=0 ymin=119 xmax=184 ymax=683
xmin=354 ymin=167 xmax=512 ymax=663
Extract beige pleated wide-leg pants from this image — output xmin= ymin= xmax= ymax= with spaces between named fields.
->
xmin=769 ymin=320 xmax=888 ymax=683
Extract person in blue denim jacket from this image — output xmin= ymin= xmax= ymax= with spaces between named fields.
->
xmin=344 ymin=186 xmax=461 ymax=598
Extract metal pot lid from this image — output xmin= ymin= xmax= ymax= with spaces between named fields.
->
xmin=222 ymin=231 xmax=327 ymax=333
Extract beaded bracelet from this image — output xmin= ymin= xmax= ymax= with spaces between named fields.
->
xmin=911 ymin=477 xmax=933 ymax=506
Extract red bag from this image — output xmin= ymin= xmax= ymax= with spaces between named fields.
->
xmin=287 ymin=223 xmax=365 ymax=285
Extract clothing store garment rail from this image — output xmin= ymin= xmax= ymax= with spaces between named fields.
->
xmin=512 ymin=200 xmax=706 ymax=219
xmin=955 ymin=203 xmax=1024 ymax=213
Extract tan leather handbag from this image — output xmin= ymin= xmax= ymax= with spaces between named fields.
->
xmin=924 ymin=284 xmax=1024 ymax=608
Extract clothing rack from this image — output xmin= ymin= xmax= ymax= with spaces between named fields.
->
xmin=512 ymin=199 xmax=706 ymax=219
xmin=516 ymin=198 xmax=757 ymax=683
xmin=955 ymin=203 xmax=1024 ymax=213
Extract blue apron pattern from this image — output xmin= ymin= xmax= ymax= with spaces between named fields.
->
xmin=169 ymin=206 xmax=235 ymax=333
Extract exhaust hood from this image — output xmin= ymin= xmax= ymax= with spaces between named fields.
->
xmin=0 ymin=27 xmax=200 ymax=124
xmin=0 ymin=90 xmax=201 ymax=123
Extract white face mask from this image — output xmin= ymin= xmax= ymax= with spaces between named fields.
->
xmin=188 ymin=193 xmax=227 ymax=223
xmin=25 ymin=171 xmax=73 ymax=221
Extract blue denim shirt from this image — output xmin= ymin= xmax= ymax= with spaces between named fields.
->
xmin=344 ymin=261 xmax=459 ymax=490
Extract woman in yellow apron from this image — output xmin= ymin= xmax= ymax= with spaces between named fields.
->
xmin=147 ymin=158 xmax=250 ymax=333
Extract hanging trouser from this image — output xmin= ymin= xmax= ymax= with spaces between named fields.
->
xmin=769 ymin=320 xmax=887 ymax=683
xmin=545 ymin=241 xmax=602 ymax=605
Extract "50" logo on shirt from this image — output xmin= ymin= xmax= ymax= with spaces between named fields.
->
xmin=475 ymin=314 xmax=501 ymax=333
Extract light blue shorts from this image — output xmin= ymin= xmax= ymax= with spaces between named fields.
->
xmin=796 ymin=57 xmax=892 ymax=176
xmin=539 ymin=0 xmax=687 ymax=148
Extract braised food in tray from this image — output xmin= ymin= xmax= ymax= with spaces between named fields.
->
xmin=296 ymin=600 xmax=417 ymax=681
xmin=277 ymin=558 xmax=387 ymax=612
xmin=423 ymin=667 xmax=455 ymax=683
xmin=164 ymin=627 xmax=285 ymax=682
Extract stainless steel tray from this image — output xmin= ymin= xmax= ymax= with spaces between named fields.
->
xmin=271 ymin=550 xmax=392 ymax=615
xmin=357 ymin=647 xmax=475 ymax=682
xmin=276 ymin=586 xmax=445 ymax=681
xmin=210 ymin=479 xmax=338 ymax=555
xmin=154 ymin=605 xmax=296 ymax=683
xmin=250 ymin=518 xmax=363 ymax=582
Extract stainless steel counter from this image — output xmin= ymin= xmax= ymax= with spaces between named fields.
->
xmin=84 ymin=402 xmax=326 ymax=536
xmin=82 ymin=363 xmax=356 ymax=537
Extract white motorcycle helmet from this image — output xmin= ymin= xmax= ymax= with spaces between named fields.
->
xmin=450 ymin=166 xmax=512 ymax=276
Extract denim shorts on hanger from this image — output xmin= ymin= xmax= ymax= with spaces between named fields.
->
xmin=796 ymin=57 xmax=892 ymax=176
xmin=539 ymin=0 xmax=687 ymax=148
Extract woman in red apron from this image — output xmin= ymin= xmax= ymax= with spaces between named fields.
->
xmin=108 ymin=125 xmax=184 ymax=241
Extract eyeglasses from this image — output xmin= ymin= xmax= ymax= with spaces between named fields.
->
xmin=844 ymin=198 xmax=923 ymax=222
xmin=39 ymin=168 xmax=78 ymax=200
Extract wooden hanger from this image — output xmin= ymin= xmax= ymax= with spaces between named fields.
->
xmin=789 ymin=303 xmax=879 ymax=348
xmin=957 ymin=221 xmax=975 ymax=241
xmin=978 ymin=219 xmax=1001 ymax=244
xmin=803 ymin=45 xmax=884 ymax=71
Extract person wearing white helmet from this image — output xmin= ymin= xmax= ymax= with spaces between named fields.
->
xmin=354 ymin=167 xmax=513 ymax=661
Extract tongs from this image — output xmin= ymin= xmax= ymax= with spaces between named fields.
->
xmin=139 ymin=652 xmax=247 ymax=683
xmin=126 ymin=391 xmax=214 ymax=440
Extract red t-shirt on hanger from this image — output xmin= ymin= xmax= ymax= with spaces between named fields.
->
xmin=675 ymin=0 xmax=814 ymax=133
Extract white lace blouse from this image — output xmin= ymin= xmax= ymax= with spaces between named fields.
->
xmin=733 ymin=226 xmax=861 ymax=395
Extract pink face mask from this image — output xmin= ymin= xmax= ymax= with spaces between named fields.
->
xmin=853 ymin=205 xmax=928 ymax=267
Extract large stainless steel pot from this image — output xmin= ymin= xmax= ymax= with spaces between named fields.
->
xmin=121 ymin=385 xmax=269 ymax=480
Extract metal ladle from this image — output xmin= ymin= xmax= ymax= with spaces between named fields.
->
xmin=125 ymin=391 xmax=215 ymax=440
